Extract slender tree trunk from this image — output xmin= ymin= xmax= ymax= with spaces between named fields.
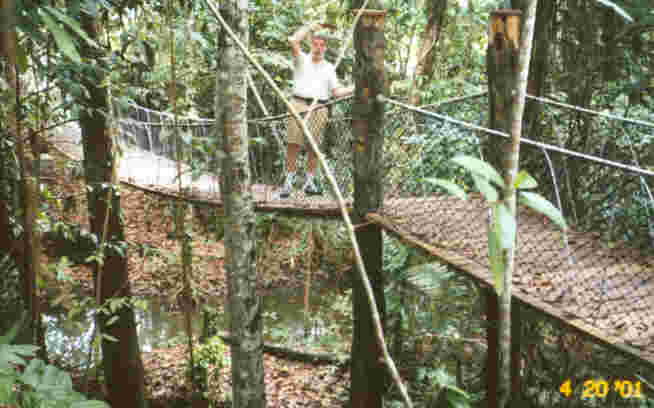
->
xmin=350 ymin=3 xmax=387 ymax=408
xmin=409 ymin=0 xmax=448 ymax=104
xmin=217 ymin=0 xmax=265 ymax=407
xmin=1 ymin=0 xmax=41 ymax=348
xmin=78 ymin=11 xmax=146 ymax=408
xmin=514 ymin=0 xmax=554 ymax=142
xmin=498 ymin=2 xmax=537 ymax=407
xmin=415 ymin=0 xmax=447 ymax=82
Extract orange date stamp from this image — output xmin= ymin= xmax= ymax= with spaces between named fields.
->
xmin=559 ymin=379 xmax=644 ymax=399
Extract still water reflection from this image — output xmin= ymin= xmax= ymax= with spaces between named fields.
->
xmin=45 ymin=286 xmax=351 ymax=366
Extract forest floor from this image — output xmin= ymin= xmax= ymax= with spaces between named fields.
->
xmin=40 ymin=146 xmax=359 ymax=407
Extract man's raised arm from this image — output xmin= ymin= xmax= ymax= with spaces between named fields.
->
xmin=288 ymin=23 xmax=322 ymax=58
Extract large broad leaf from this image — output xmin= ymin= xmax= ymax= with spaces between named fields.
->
xmin=424 ymin=178 xmax=467 ymax=200
xmin=593 ymin=0 xmax=633 ymax=22
xmin=520 ymin=191 xmax=567 ymax=231
xmin=514 ymin=170 xmax=538 ymax=190
xmin=488 ymin=204 xmax=505 ymax=296
xmin=71 ymin=401 xmax=112 ymax=408
xmin=472 ymin=174 xmax=498 ymax=203
xmin=40 ymin=10 xmax=81 ymax=63
xmin=495 ymin=202 xmax=516 ymax=250
xmin=42 ymin=6 xmax=100 ymax=50
xmin=451 ymin=155 xmax=504 ymax=187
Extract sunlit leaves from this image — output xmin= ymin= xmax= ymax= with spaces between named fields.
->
xmin=519 ymin=191 xmax=567 ymax=231
xmin=39 ymin=9 xmax=81 ymax=62
xmin=424 ymin=178 xmax=467 ymax=200
xmin=489 ymin=202 xmax=515 ymax=296
xmin=471 ymin=173 xmax=498 ymax=202
xmin=451 ymin=155 xmax=504 ymax=187
xmin=514 ymin=170 xmax=537 ymax=189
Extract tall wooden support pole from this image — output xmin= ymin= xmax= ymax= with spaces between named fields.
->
xmin=485 ymin=9 xmax=521 ymax=174
xmin=485 ymin=9 xmax=522 ymax=408
xmin=350 ymin=5 xmax=387 ymax=408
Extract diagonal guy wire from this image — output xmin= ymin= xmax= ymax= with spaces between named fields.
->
xmin=202 ymin=1 xmax=413 ymax=407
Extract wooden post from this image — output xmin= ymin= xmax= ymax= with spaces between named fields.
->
xmin=350 ymin=4 xmax=388 ymax=408
xmin=485 ymin=9 xmax=521 ymax=175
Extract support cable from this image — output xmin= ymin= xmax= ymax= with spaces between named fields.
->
xmin=377 ymin=95 xmax=654 ymax=179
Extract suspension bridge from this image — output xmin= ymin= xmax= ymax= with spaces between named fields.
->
xmin=50 ymin=91 xmax=654 ymax=371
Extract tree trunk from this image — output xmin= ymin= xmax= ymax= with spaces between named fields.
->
xmin=498 ymin=2 xmax=537 ymax=407
xmin=515 ymin=0 xmax=554 ymax=142
xmin=78 ymin=11 xmax=146 ymax=408
xmin=415 ymin=0 xmax=447 ymax=82
xmin=350 ymin=3 xmax=387 ymax=408
xmin=217 ymin=0 xmax=265 ymax=406
xmin=1 ymin=0 xmax=41 ymax=348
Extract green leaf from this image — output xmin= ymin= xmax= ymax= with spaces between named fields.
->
xmin=451 ymin=155 xmax=504 ymax=187
xmin=71 ymin=401 xmax=111 ymax=408
xmin=16 ymin=43 xmax=29 ymax=73
xmin=488 ymin=205 xmax=504 ymax=296
xmin=496 ymin=203 xmax=516 ymax=250
xmin=42 ymin=6 xmax=100 ymax=50
xmin=520 ymin=191 xmax=567 ymax=231
xmin=106 ymin=316 xmax=119 ymax=326
xmin=40 ymin=10 xmax=81 ymax=63
xmin=102 ymin=333 xmax=118 ymax=342
xmin=9 ymin=344 xmax=40 ymax=357
xmin=593 ymin=0 xmax=633 ymax=22
xmin=514 ymin=170 xmax=538 ymax=189
xmin=472 ymin=174 xmax=498 ymax=203
xmin=0 ymin=314 xmax=26 ymax=344
xmin=424 ymin=178 xmax=467 ymax=200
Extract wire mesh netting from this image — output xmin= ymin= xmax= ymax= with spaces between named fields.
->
xmin=114 ymin=101 xmax=220 ymax=195
xmin=375 ymin=94 xmax=654 ymax=366
xmin=107 ymin=92 xmax=654 ymax=365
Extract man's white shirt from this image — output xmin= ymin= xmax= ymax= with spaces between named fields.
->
xmin=293 ymin=51 xmax=340 ymax=101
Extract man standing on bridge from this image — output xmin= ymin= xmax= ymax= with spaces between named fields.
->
xmin=277 ymin=23 xmax=354 ymax=198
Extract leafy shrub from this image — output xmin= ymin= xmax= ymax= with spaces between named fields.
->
xmin=0 ymin=321 xmax=109 ymax=408
xmin=191 ymin=335 xmax=228 ymax=403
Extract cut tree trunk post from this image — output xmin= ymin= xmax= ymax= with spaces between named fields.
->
xmin=350 ymin=4 xmax=387 ymax=408
xmin=485 ymin=9 xmax=520 ymax=174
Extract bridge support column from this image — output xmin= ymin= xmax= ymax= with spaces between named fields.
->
xmin=349 ymin=3 xmax=387 ymax=408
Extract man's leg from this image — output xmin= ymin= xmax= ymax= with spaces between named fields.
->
xmin=286 ymin=143 xmax=300 ymax=173
xmin=303 ymin=106 xmax=328 ymax=195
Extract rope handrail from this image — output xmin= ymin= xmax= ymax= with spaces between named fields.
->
xmin=526 ymin=94 xmax=654 ymax=129
xmin=377 ymin=94 xmax=654 ymax=179
xmin=248 ymin=95 xmax=354 ymax=123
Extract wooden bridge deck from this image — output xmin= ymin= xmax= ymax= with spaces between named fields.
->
xmin=50 ymin=135 xmax=654 ymax=369
xmin=374 ymin=195 xmax=654 ymax=369
xmin=126 ymin=180 xmax=654 ymax=368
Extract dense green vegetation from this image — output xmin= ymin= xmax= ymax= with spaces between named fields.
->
xmin=1 ymin=0 xmax=653 ymax=407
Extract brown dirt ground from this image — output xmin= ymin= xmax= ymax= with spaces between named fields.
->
xmin=40 ymin=148 xmax=354 ymax=407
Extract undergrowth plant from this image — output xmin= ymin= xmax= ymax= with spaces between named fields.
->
xmin=0 ymin=318 xmax=109 ymax=408
xmin=426 ymin=155 xmax=567 ymax=294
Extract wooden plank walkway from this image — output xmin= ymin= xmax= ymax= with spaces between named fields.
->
xmin=373 ymin=195 xmax=654 ymax=369
xmin=49 ymin=134 xmax=654 ymax=369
